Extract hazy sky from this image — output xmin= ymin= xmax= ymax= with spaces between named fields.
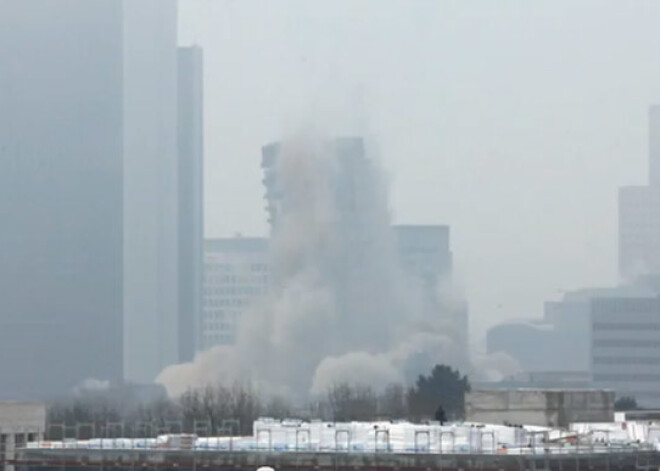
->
xmin=178 ymin=0 xmax=660 ymax=345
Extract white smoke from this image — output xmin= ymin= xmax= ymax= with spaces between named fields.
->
xmin=157 ymin=135 xmax=516 ymax=398
xmin=73 ymin=377 xmax=111 ymax=397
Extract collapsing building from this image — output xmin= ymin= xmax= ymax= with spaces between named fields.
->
xmin=261 ymin=137 xmax=468 ymax=365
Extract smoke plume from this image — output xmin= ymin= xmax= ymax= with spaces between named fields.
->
xmin=157 ymin=136 xmax=515 ymax=398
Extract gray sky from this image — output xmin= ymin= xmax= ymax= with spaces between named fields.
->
xmin=178 ymin=0 xmax=660 ymax=344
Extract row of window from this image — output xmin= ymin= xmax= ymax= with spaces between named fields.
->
xmin=203 ymin=286 xmax=267 ymax=297
xmin=594 ymin=374 xmax=660 ymax=382
xmin=203 ymin=310 xmax=239 ymax=321
xmin=593 ymin=323 xmax=660 ymax=331
xmin=594 ymin=356 xmax=660 ymax=365
xmin=204 ymin=263 xmax=268 ymax=273
xmin=203 ymin=324 xmax=235 ymax=333
xmin=204 ymin=298 xmax=252 ymax=308
xmin=202 ymin=334 xmax=235 ymax=347
xmin=204 ymin=275 xmax=269 ymax=285
xmin=593 ymin=339 xmax=660 ymax=348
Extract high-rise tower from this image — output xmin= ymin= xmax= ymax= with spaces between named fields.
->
xmin=177 ymin=46 xmax=204 ymax=362
xmin=0 ymin=0 xmax=183 ymax=396
xmin=619 ymin=106 xmax=660 ymax=280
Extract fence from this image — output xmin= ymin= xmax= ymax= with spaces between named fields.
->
xmin=44 ymin=419 xmax=240 ymax=440
xmin=21 ymin=421 xmax=660 ymax=457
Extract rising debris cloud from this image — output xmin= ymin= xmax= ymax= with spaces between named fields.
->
xmin=157 ymin=135 xmax=515 ymax=398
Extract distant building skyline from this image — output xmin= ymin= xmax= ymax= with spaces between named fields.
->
xmin=486 ymin=284 xmax=659 ymax=368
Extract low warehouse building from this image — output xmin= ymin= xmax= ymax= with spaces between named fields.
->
xmin=465 ymin=389 xmax=614 ymax=427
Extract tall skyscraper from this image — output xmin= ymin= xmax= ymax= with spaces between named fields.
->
xmin=619 ymin=106 xmax=660 ymax=280
xmin=0 ymin=1 xmax=124 ymax=398
xmin=122 ymin=0 xmax=180 ymax=384
xmin=177 ymin=46 xmax=204 ymax=363
xmin=0 ymin=0 xmax=182 ymax=397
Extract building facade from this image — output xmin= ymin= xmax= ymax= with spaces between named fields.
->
xmin=591 ymin=296 xmax=660 ymax=408
xmin=393 ymin=225 xmax=467 ymax=350
xmin=177 ymin=46 xmax=204 ymax=363
xmin=202 ymin=238 xmax=269 ymax=350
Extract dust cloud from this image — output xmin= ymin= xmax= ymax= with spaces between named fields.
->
xmin=157 ymin=135 xmax=517 ymax=398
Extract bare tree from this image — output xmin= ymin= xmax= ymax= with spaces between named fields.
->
xmin=263 ymin=395 xmax=293 ymax=419
xmin=326 ymin=383 xmax=378 ymax=422
xmin=231 ymin=382 xmax=261 ymax=434
xmin=179 ymin=389 xmax=203 ymax=433
xmin=378 ymin=383 xmax=408 ymax=419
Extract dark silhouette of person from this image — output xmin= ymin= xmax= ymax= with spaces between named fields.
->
xmin=435 ymin=405 xmax=447 ymax=425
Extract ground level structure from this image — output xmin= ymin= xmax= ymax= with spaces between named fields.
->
xmin=11 ymin=447 xmax=660 ymax=471
xmin=0 ymin=403 xmax=46 ymax=471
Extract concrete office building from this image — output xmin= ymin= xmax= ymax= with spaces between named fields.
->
xmin=202 ymin=238 xmax=269 ymax=350
xmin=394 ymin=225 xmax=452 ymax=295
xmin=394 ymin=225 xmax=468 ymax=350
xmin=619 ymin=186 xmax=660 ymax=279
xmin=619 ymin=106 xmax=660 ymax=280
xmin=177 ymin=46 xmax=204 ymax=363
xmin=0 ymin=0 xmax=182 ymax=396
xmin=487 ymin=290 xmax=595 ymax=374
xmin=465 ymin=389 xmax=614 ymax=428
xmin=487 ymin=322 xmax=565 ymax=373
xmin=486 ymin=284 xmax=659 ymax=377
xmin=591 ymin=296 xmax=660 ymax=408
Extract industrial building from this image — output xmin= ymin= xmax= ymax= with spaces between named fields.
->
xmin=0 ymin=402 xmax=46 ymax=471
xmin=465 ymin=389 xmax=615 ymax=427
xmin=486 ymin=284 xmax=656 ymax=380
